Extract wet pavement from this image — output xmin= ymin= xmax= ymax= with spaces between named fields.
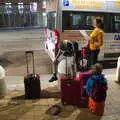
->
xmin=0 ymin=68 xmax=119 ymax=120
xmin=0 ymin=50 xmax=53 ymax=75
xmin=0 ymin=29 xmax=120 ymax=120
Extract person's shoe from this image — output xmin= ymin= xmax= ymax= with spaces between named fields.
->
xmin=49 ymin=75 xmax=58 ymax=82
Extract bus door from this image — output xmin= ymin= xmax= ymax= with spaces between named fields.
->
xmin=45 ymin=11 xmax=59 ymax=61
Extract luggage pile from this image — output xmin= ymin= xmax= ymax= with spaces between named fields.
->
xmin=59 ymin=41 xmax=107 ymax=116
xmin=60 ymin=41 xmax=91 ymax=106
xmin=60 ymin=71 xmax=92 ymax=106
xmin=23 ymin=41 xmax=106 ymax=116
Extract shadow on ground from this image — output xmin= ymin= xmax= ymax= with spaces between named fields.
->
xmin=0 ymin=85 xmax=104 ymax=120
xmin=45 ymin=103 xmax=102 ymax=120
xmin=0 ymin=90 xmax=37 ymax=120
xmin=11 ymin=86 xmax=60 ymax=100
xmin=0 ymin=56 xmax=12 ymax=67
xmin=75 ymin=108 xmax=102 ymax=120
xmin=99 ymin=60 xmax=117 ymax=69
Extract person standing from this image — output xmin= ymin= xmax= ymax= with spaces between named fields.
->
xmin=87 ymin=18 xmax=104 ymax=67
xmin=86 ymin=63 xmax=108 ymax=115
xmin=49 ymin=40 xmax=74 ymax=82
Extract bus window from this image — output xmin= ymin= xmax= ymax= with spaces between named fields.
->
xmin=62 ymin=11 xmax=104 ymax=30
xmin=85 ymin=16 xmax=103 ymax=29
xmin=85 ymin=16 xmax=95 ymax=29
xmin=69 ymin=13 xmax=94 ymax=30
xmin=70 ymin=13 xmax=82 ymax=29
xmin=47 ymin=11 xmax=56 ymax=30
xmin=114 ymin=15 xmax=120 ymax=32
xmin=86 ymin=16 xmax=92 ymax=26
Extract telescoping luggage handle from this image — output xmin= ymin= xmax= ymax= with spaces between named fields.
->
xmin=25 ymin=51 xmax=35 ymax=75
xmin=65 ymin=42 xmax=76 ymax=77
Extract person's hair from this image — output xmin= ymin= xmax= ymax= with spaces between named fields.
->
xmin=65 ymin=41 xmax=73 ymax=56
xmin=96 ymin=18 xmax=104 ymax=29
xmin=91 ymin=63 xmax=103 ymax=74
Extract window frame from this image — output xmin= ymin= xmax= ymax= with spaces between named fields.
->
xmin=62 ymin=11 xmax=117 ymax=33
xmin=112 ymin=13 xmax=120 ymax=33
xmin=47 ymin=11 xmax=56 ymax=30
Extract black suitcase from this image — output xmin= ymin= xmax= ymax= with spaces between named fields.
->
xmin=24 ymin=51 xmax=41 ymax=99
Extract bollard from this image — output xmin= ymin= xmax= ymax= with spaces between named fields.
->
xmin=116 ymin=56 xmax=120 ymax=82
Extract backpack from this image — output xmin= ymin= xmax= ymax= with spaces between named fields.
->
xmin=60 ymin=41 xmax=74 ymax=57
xmin=91 ymin=78 xmax=107 ymax=102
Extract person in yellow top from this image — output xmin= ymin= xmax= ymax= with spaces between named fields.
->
xmin=87 ymin=18 xmax=104 ymax=67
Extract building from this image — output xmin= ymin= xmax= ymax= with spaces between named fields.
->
xmin=0 ymin=0 xmax=47 ymax=29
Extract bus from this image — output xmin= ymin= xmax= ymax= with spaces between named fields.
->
xmin=45 ymin=0 xmax=120 ymax=69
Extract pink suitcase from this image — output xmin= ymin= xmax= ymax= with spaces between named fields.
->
xmin=79 ymin=71 xmax=93 ymax=99
xmin=60 ymin=76 xmax=81 ymax=105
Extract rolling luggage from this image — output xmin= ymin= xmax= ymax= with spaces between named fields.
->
xmin=24 ymin=51 xmax=41 ymax=99
xmin=79 ymin=71 xmax=93 ymax=99
xmin=77 ymin=47 xmax=89 ymax=72
xmin=60 ymin=42 xmax=81 ymax=105
xmin=61 ymin=76 xmax=81 ymax=105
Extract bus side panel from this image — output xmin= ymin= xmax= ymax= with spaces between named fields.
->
xmin=102 ymin=33 xmax=120 ymax=61
xmin=60 ymin=31 xmax=120 ymax=61
xmin=60 ymin=30 xmax=90 ymax=49
xmin=45 ymin=30 xmax=120 ymax=65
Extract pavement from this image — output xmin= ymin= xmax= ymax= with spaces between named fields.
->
xmin=0 ymin=68 xmax=120 ymax=120
xmin=0 ymin=28 xmax=120 ymax=120
xmin=0 ymin=50 xmax=53 ymax=75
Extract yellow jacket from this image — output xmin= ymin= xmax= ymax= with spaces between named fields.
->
xmin=89 ymin=28 xmax=104 ymax=51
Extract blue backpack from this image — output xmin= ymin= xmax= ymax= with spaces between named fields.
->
xmin=91 ymin=78 xmax=107 ymax=102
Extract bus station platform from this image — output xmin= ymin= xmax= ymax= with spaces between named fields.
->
xmin=0 ymin=68 xmax=120 ymax=120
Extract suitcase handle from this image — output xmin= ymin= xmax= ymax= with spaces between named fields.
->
xmin=72 ymin=42 xmax=77 ymax=77
xmin=65 ymin=42 xmax=76 ymax=77
xmin=25 ymin=51 xmax=35 ymax=75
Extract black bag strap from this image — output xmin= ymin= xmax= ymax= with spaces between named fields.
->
xmin=72 ymin=42 xmax=76 ymax=77
xmin=66 ymin=56 xmax=67 ymax=75
xmin=25 ymin=51 xmax=35 ymax=75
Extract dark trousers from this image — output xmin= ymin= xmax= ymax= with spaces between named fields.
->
xmin=88 ymin=49 xmax=100 ymax=67
xmin=53 ymin=49 xmax=59 ymax=74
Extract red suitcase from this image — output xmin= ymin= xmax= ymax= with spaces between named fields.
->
xmin=60 ymin=42 xmax=81 ymax=105
xmin=79 ymin=71 xmax=93 ymax=99
xmin=60 ymin=76 xmax=81 ymax=105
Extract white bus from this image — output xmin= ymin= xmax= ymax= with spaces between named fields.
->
xmin=45 ymin=0 xmax=120 ymax=68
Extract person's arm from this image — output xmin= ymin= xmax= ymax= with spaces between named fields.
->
xmin=89 ymin=29 xmax=97 ymax=43
xmin=82 ymin=29 xmax=95 ymax=48
xmin=54 ymin=49 xmax=63 ymax=62
xmin=86 ymin=79 xmax=90 ymax=96
xmin=86 ymin=78 xmax=94 ymax=97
